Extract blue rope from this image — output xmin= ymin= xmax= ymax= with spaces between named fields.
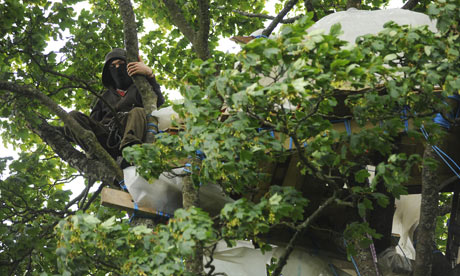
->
xmin=329 ymin=264 xmax=339 ymax=276
xmin=397 ymin=244 xmax=412 ymax=268
xmin=119 ymin=179 xmax=128 ymax=191
xmin=344 ymin=120 xmax=352 ymax=135
xmin=147 ymin=129 xmax=158 ymax=134
xmin=420 ymin=126 xmax=460 ymax=179
xmin=433 ymin=95 xmax=460 ymax=129
xmin=183 ymin=163 xmax=192 ymax=173
xmin=147 ymin=122 xmax=159 ymax=128
xmin=289 ymin=137 xmax=293 ymax=150
xmin=344 ymin=239 xmax=362 ymax=276
xmin=253 ymin=35 xmax=268 ymax=39
xmin=401 ymin=107 xmax=409 ymax=132
xmin=129 ymin=201 xmax=139 ymax=223
xmin=330 ymin=119 xmax=352 ymax=135
xmin=196 ymin=150 xmax=206 ymax=160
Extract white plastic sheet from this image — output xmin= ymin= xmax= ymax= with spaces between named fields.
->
xmin=123 ymin=166 xmax=233 ymax=216
xmin=207 ymin=241 xmax=352 ymax=276
xmin=150 ymin=105 xmax=183 ymax=131
xmin=307 ymin=8 xmax=437 ymax=44
xmin=391 ymin=194 xmax=421 ymax=261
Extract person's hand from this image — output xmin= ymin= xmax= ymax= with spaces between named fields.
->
xmin=127 ymin=56 xmax=154 ymax=78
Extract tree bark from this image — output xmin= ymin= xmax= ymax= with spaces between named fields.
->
xmin=117 ymin=0 xmax=158 ymax=143
xmin=30 ymin=118 xmax=117 ymax=185
xmin=262 ymin=0 xmax=300 ymax=37
xmin=161 ymin=0 xmax=211 ymax=60
xmin=182 ymin=176 xmax=203 ymax=275
xmin=0 ymin=81 xmax=122 ymax=182
xmin=413 ymin=146 xmax=439 ymax=276
xmin=354 ymin=244 xmax=378 ymax=276
xmin=402 ymin=0 xmax=419 ymax=10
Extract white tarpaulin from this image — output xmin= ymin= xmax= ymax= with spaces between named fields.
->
xmin=307 ymin=8 xmax=437 ymax=44
xmin=391 ymin=194 xmax=421 ymax=261
xmin=207 ymin=241 xmax=353 ymax=276
xmin=123 ymin=166 xmax=233 ymax=216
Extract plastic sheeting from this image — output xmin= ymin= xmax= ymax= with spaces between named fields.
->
xmin=391 ymin=194 xmax=421 ymax=261
xmin=150 ymin=105 xmax=183 ymax=131
xmin=307 ymin=8 xmax=437 ymax=44
xmin=378 ymin=247 xmax=413 ymax=275
xmin=207 ymin=241 xmax=352 ymax=276
xmin=123 ymin=166 xmax=233 ymax=216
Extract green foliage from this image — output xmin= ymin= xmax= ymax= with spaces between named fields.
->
xmin=2 ymin=0 xmax=460 ymax=274
xmin=55 ymin=208 xmax=216 ymax=275
xmin=220 ymin=186 xmax=308 ymax=251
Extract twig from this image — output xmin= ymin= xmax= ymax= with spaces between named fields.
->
xmin=223 ymin=8 xmax=302 ymax=24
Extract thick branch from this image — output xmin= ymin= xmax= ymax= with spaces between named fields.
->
xmin=413 ymin=146 xmax=439 ymax=276
xmin=182 ymin=176 xmax=203 ymax=274
xmin=31 ymin=118 xmax=118 ymax=184
xmin=303 ymin=0 xmax=318 ymax=21
xmin=162 ymin=0 xmax=210 ymax=60
xmin=162 ymin=0 xmax=197 ymax=45
xmin=196 ymin=0 xmax=211 ymax=60
xmin=0 ymin=81 xmax=122 ymax=181
xmin=117 ymin=0 xmax=158 ymax=143
xmin=272 ymin=192 xmax=337 ymax=276
xmin=402 ymin=0 xmax=419 ymax=10
xmin=262 ymin=0 xmax=300 ymax=37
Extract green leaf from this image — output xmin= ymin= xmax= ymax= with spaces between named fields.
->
xmin=354 ymin=169 xmax=370 ymax=183
xmin=384 ymin=54 xmax=397 ymax=62
xmin=329 ymin=23 xmax=343 ymax=37
xmin=263 ymin=48 xmax=280 ymax=58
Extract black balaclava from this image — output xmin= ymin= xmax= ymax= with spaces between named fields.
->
xmin=109 ymin=61 xmax=133 ymax=90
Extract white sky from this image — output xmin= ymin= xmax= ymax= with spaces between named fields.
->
xmin=0 ymin=0 xmax=407 ymax=200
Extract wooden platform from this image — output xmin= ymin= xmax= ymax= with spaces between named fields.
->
xmin=101 ymin=187 xmax=167 ymax=217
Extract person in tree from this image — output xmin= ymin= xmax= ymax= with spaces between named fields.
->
xmin=64 ymin=48 xmax=164 ymax=167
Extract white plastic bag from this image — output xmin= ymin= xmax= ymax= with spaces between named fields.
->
xmin=150 ymin=106 xmax=183 ymax=131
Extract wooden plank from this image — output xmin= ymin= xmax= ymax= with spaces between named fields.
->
xmin=101 ymin=187 xmax=167 ymax=217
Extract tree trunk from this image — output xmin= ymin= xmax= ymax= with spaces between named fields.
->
xmin=117 ymin=0 xmax=159 ymax=227
xmin=182 ymin=176 xmax=203 ymax=275
xmin=354 ymin=243 xmax=379 ymax=276
xmin=118 ymin=0 xmax=158 ymax=144
xmin=413 ymin=146 xmax=439 ymax=276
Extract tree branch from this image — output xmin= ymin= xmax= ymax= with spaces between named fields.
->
xmin=272 ymin=192 xmax=337 ymax=276
xmin=30 ymin=117 xmax=118 ymax=185
xmin=0 ymin=81 xmax=122 ymax=182
xmin=117 ymin=0 xmax=158 ymax=143
xmin=162 ymin=0 xmax=197 ymax=46
xmin=413 ymin=146 xmax=439 ymax=276
xmin=262 ymin=0 xmax=300 ymax=37
xmin=224 ymin=8 xmax=302 ymax=24
xmin=196 ymin=0 xmax=211 ymax=60
xmin=402 ymin=0 xmax=419 ymax=10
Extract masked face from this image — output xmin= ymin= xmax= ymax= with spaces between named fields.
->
xmin=109 ymin=60 xmax=133 ymax=90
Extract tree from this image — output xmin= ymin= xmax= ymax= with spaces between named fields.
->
xmin=0 ymin=0 xmax=459 ymax=275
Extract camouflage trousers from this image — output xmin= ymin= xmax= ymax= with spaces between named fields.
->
xmin=64 ymin=107 xmax=146 ymax=159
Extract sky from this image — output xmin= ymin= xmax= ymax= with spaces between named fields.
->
xmin=1 ymin=0 xmax=409 ymax=200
